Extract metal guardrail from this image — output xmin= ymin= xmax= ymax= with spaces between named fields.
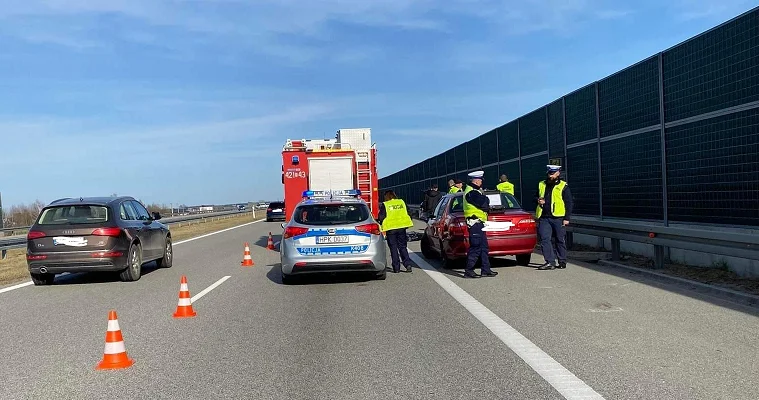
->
xmin=406 ymin=204 xmax=759 ymax=269
xmin=0 ymin=210 xmax=255 ymax=255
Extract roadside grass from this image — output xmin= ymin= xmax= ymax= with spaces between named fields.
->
xmin=0 ymin=212 xmax=262 ymax=287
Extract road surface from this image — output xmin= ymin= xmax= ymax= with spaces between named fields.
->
xmin=0 ymin=219 xmax=757 ymax=399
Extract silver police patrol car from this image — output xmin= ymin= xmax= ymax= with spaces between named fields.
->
xmin=279 ymin=190 xmax=388 ymax=284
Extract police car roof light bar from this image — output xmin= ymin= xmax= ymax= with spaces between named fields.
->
xmin=302 ymin=189 xmax=362 ymax=199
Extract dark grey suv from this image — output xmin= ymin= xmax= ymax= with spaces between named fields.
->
xmin=266 ymin=201 xmax=286 ymax=222
xmin=26 ymin=196 xmax=173 ymax=285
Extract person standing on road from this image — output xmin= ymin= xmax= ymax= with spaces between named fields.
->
xmin=378 ymin=190 xmax=414 ymax=273
xmin=449 ymin=179 xmax=463 ymax=194
xmin=422 ymin=184 xmax=442 ymax=218
xmin=462 ymin=171 xmax=497 ymax=278
xmin=535 ymin=164 xmax=573 ymax=270
xmin=496 ymin=174 xmax=514 ymax=195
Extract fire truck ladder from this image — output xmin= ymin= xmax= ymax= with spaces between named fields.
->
xmin=356 ymin=158 xmax=373 ymax=206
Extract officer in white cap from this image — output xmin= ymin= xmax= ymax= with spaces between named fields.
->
xmin=535 ymin=164 xmax=573 ymax=270
xmin=461 ymin=170 xmax=497 ymax=278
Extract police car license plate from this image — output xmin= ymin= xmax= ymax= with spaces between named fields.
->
xmin=316 ymin=235 xmax=349 ymax=244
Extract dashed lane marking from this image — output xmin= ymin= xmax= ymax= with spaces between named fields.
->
xmin=191 ymin=276 xmax=231 ymax=303
xmin=0 ymin=220 xmax=264 ymax=295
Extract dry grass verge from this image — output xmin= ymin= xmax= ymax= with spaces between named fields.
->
xmin=0 ymin=212 xmax=262 ymax=286
xmin=569 ymin=243 xmax=759 ymax=296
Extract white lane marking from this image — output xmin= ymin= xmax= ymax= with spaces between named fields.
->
xmin=174 ymin=219 xmax=263 ymax=246
xmin=0 ymin=281 xmax=33 ymax=294
xmin=409 ymin=252 xmax=606 ymax=400
xmin=0 ymin=220 xmax=262 ymax=295
xmin=191 ymin=276 xmax=231 ymax=303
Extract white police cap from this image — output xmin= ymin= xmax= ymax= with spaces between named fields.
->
xmin=468 ymin=170 xmax=484 ymax=179
xmin=546 ymin=164 xmax=561 ymax=173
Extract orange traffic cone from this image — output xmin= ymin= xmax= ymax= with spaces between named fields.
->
xmin=267 ymin=232 xmax=275 ymax=250
xmin=96 ymin=310 xmax=135 ymax=370
xmin=241 ymin=242 xmax=254 ymax=266
xmin=173 ymin=275 xmax=197 ymax=318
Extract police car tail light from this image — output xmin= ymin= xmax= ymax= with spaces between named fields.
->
xmin=355 ymin=223 xmax=381 ymax=235
xmin=283 ymin=226 xmax=308 ymax=239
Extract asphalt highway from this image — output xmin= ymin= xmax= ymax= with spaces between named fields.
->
xmin=0 ymin=219 xmax=757 ymax=400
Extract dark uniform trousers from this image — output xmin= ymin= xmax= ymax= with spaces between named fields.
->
xmin=538 ymin=217 xmax=567 ymax=264
xmin=465 ymin=220 xmax=492 ymax=274
xmin=386 ymin=228 xmax=411 ymax=272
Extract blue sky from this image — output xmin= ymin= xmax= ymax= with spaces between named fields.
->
xmin=0 ymin=0 xmax=755 ymax=207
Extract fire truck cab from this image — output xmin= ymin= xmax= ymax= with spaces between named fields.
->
xmin=281 ymin=128 xmax=378 ymax=222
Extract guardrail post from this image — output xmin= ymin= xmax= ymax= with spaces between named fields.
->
xmin=654 ymin=245 xmax=665 ymax=269
xmin=611 ymin=238 xmax=621 ymax=261
xmin=1 ymin=249 xmax=6 ymax=260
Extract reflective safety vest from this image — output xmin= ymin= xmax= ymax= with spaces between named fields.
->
xmin=462 ymin=185 xmax=488 ymax=221
xmin=536 ymin=180 xmax=567 ymax=219
xmin=448 ymin=186 xmax=460 ymax=194
xmin=496 ymin=181 xmax=514 ymax=195
xmin=380 ymin=199 xmax=414 ymax=232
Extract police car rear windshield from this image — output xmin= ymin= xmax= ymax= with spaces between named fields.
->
xmin=293 ymin=204 xmax=370 ymax=226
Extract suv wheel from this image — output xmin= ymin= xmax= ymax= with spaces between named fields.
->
xmin=119 ymin=243 xmax=143 ymax=282
xmin=30 ymin=272 xmax=55 ymax=286
xmin=156 ymin=237 xmax=173 ymax=268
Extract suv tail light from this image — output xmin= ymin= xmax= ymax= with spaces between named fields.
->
xmin=283 ymin=226 xmax=308 ymax=239
xmin=355 ymin=223 xmax=381 ymax=235
xmin=448 ymin=219 xmax=468 ymax=237
xmin=267 ymin=208 xmax=272 ymax=212
xmin=92 ymin=228 xmax=123 ymax=237
xmin=27 ymin=231 xmax=46 ymax=240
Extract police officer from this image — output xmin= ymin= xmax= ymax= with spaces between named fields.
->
xmin=496 ymin=174 xmax=514 ymax=195
xmin=462 ymin=171 xmax=498 ymax=278
xmin=449 ymin=179 xmax=463 ymax=194
xmin=535 ymin=164 xmax=573 ymax=270
xmin=378 ymin=190 xmax=414 ymax=273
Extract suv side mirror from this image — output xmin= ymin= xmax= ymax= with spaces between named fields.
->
xmin=280 ymin=223 xmax=286 ymax=229
xmin=152 ymin=211 xmax=162 ymax=220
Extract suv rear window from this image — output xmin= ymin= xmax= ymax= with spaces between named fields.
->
xmin=269 ymin=202 xmax=285 ymax=209
xmin=37 ymin=205 xmax=110 ymax=225
xmin=293 ymin=204 xmax=370 ymax=226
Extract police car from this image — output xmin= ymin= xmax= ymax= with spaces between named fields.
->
xmin=279 ymin=189 xmax=388 ymax=284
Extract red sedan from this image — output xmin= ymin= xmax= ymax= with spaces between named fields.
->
xmin=420 ymin=190 xmax=537 ymax=267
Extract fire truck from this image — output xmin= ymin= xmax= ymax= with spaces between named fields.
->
xmin=281 ymin=128 xmax=379 ymax=222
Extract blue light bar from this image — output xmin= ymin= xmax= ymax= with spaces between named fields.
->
xmin=301 ymin=189 xmax=362 ymax=199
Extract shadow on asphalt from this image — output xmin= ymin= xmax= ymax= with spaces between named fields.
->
xmin=265 ymin=263 xmax=380 ymax=286
xmin=255 ymin=234 xmax=282 ymax=251
xmin=49 ymin=261 xmax=162 ymax=286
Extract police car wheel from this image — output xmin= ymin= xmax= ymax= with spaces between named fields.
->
xmin=375 ymin=270 xmax=387 ymax=280
xmin=281 ymin=273 xmax=295 ymax=285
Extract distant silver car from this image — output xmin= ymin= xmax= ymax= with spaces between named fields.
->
xmin=279 ymin=193 xmax=387 ymax=284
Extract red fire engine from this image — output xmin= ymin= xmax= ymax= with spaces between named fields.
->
xmin=281 ymin=128 xmax=378 ymax=222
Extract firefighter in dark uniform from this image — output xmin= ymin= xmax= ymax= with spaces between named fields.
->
xmin=536 ymin=164 xmax=573 ymax=270
xmin=462 ymin=171 xmax=498 ymax=278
